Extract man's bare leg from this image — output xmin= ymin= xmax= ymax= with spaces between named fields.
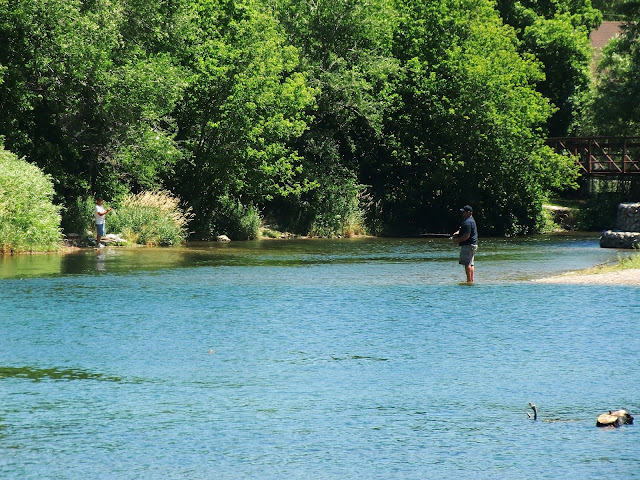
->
xmin=465 ymin=264 xmax=474 ymax=283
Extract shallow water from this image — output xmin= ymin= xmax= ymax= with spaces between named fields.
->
xmin=1 ymin=236 xmax=639 ymax=479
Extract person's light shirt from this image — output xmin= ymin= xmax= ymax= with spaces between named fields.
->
xmin=94 ymin=204 xmax=106 ymax=225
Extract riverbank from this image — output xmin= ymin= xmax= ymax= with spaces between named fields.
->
xmin=534 ymin=267 xmax=640 ymax=285
xmin=534 ymin=249 xmax=640 ymax=285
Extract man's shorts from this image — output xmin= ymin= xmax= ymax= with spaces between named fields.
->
xmin=97 ymin=223 xmax=105 ymax=236
xmin=459 ymin=244 xmax=478 ymax=266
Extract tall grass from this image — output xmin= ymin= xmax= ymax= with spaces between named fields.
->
xmin=109 ymin=191 xmax=192 ymax=246
xmin=582 ymin=252 xmax=640 ymax=274
xmin=0 ymin=147 xmax=62 ymax=253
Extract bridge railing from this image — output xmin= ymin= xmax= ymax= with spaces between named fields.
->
xmin=546 ymin=137 xmax=640 ymax=175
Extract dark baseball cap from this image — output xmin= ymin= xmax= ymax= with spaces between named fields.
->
xmin=460 ymin=205 xmax=473 ymax=212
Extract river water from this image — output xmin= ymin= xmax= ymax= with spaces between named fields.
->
xmin=1 ymin=235 xmax=639 ymax=479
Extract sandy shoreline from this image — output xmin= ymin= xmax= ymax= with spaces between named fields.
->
xmin=534 ymin=268 xmax=640 ymax=285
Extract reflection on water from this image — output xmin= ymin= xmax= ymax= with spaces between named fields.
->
xmin=0 ymin=253 xmax=64 ymax=278
xmin=0 ymin=234 xmax=632 ymax=282
xmin=1 ymin=235 xmax=639 ymax=480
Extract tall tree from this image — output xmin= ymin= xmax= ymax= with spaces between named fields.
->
xmin=495 ymin=0 xmax=601 ymax=136
xmin=375 ymin=0 xmax=578 ymax=235
xmin=173 ymin=0 xmax=314 ymax=236
xmin=272 ymin=0 xmax=399 ymax=235
xmin=582 ymin=1 xmax=640 ymax=135
xmin=0 ymin=0 xmax=187 ymax=202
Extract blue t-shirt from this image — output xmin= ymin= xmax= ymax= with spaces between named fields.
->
xmin=459 ymin=216 xmax=477 ymax=246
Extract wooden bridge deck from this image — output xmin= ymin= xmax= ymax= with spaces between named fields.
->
xmin=546 ymin=137 xmax=640 ymax=175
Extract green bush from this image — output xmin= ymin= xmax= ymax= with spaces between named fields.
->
xmin=108 ymin=191 xmax=192 ymax=246
xmin=61 ymin=196 xmax=95 ymax=235
xmin=308 ymin=180 xmax=367 ymax=238
xmin=578 ymin=192 xmax=623 ymax=231
xmin=210 ymin=196 xmax=261 ymax=240
xmin=576 ymin=179 xmax=639 ymax=231
xmin=0 ymin=147 xmax=62 ymax=252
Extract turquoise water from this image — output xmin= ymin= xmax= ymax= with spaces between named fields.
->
xmin=1 ymin=236 xmax=639 ymax=479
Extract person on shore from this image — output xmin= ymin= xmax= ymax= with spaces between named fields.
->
xmin=94 ymin=197 xmax=112 ymax=247
xmin=452 ymin=205 xmax=478 ymax=283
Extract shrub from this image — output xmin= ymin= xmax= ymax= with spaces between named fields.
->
xmin=576 ymin=179 xmax=637 ymax=231
xmin=61 ymin=196 xmax=95 ymax=236
xmin=539 ymin=208 xmax=559 ymax=234
xmin=260 ymin=227 xmax=279 ymax=239
xmin=108 ymin=191 xmax=192 ymax=246
xmin=210 ymin=196 xmax=261 ymax=240
xmin=0 ymin=147 xmax=62 ymax=252
xmin=308 ymin=180 xmax=368 ymax=238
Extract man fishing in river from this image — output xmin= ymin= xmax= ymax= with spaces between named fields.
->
xmin=452 ymin=205 xmax=478 ymax=283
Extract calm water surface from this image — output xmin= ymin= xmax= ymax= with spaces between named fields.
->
xmin=1 ymin=236 xmax=639 ymax=479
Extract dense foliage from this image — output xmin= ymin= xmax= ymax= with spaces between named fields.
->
xmin=172 ymin=0 xmax=315 ymax=236
xmin=495 ymin=0 xmax=600 ymax=136
xmin=582 ymin=1 xmax=640 ymax=136
xmin=0 ymin=146 xmax=62 ymax=252
xmin=375 ymin=0 xmax=580 ymax=234
xmin=0 ymin=0 xmax=610 ymax=240
xmin=592 ymin=0 xmax=628 ymax=16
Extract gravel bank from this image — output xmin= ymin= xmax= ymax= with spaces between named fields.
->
xmin=534 ymin=268 xmax=640 ymax=285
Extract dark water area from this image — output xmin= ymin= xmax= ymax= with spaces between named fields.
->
xmin=1 ymin=236 xmax=639 ymax=479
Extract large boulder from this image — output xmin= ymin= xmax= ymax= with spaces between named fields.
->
xmin=601 ymin=202 xmax=640 ymax=248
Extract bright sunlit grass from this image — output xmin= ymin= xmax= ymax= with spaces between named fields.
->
xmin=581 ymin=252 xmax=640 ymax=274
xmin=108 ymin=191 xmax=192 ymax=246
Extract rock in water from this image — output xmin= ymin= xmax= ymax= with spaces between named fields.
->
xmin=596 ymin=409 xmax=634 ymax=427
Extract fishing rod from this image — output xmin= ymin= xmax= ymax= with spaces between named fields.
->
xmin=419 ymin=232 xmax=453 ymax=238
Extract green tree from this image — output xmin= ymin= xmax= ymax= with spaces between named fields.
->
xmin=521 ymin=14 xmax=593 ymax=135
xmin=272 ymin=0 xmax=399 ymax=235
xmin=495 ymin=0 xmax=601 ymax=136
xmin=583 ymin=1 xmax=640 ymax=135
xmin=0 ymin=0 xmax=187 ymax=205
xmin=173 ymin=0 xmax=315 ymax=237
xmin=376 ymin=0 xmax=578 ymax=235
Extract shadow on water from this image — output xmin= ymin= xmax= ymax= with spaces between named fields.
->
xmin=0 ymin=366 xmax=123 ymax=382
